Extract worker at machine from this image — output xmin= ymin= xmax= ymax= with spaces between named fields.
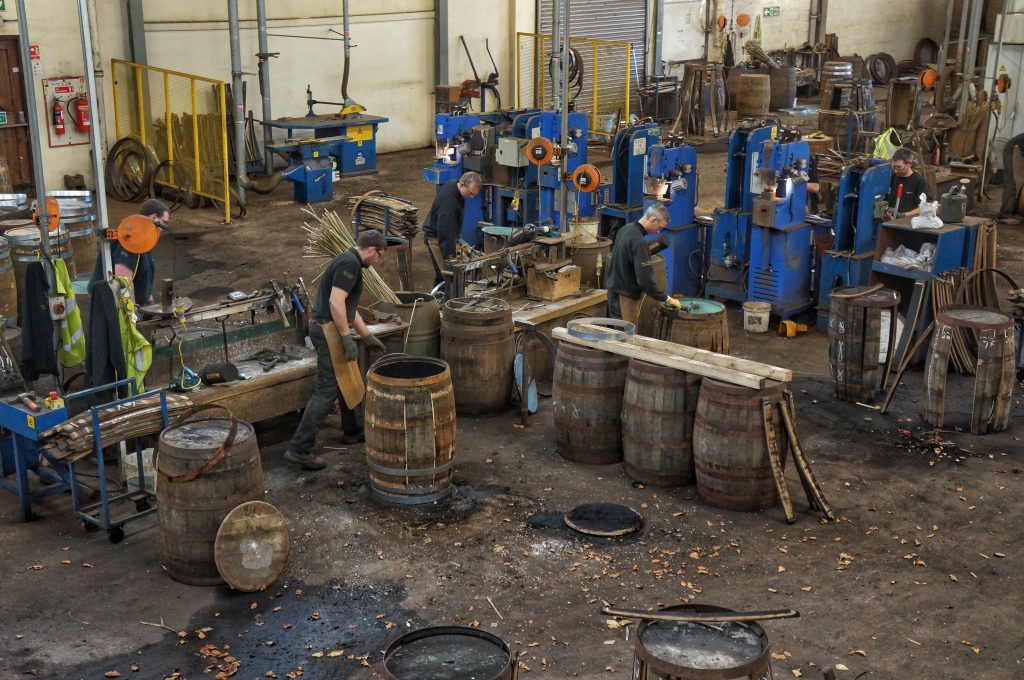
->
xmin=422 ymin=171 xmax=483 ymax=286
xmin=605 ymin=203 xmax=683 ymax=319
xmin=283 ymin=231 xmax=389 ymax=471
xmin=887 ymin=147 xmax=931 ymax=218
xmin=89 ymin=199 xmax=170 ymax=304
xmin=997 ymin=132 xmax=1024 ymax=225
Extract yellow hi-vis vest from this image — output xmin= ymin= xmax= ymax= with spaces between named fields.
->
xmin=874 ymin=127 xmax=902 ymax=159
xmin=53 ymin=259 xmax=85 ymax=367
xmin=113 ymin=276 xmax=152 ymax=390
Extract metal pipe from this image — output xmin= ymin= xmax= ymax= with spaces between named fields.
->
xmin=807 ymin=0 xmax=817 ymax=45
xmin=256 ymin=0 xmax=274 ymax=174
xmin=86 ymin=0 xmax=108 ymax=152
xmin=14 ymin=0 xmax=52 ymax=263
xmin=435 ymin=0 xmax=449 ymax=86
xmin=227 ymin=0 xmax=247 ymax=204
xmin=956 ymin=0 xmax=969 ymax=74
xmin=558 ymin=0 xmax=570 ymax=231
xmin=702 ymin=0 xmax=712 ymax=62
xmin=959 ymin=0 xmax=984 ymax=115
xmin=978 ymin=8 xmax=1008 ymax=200
xmin=78 ymin=0 xmax=112 ymax=276
xmin=936 ymin=0 xmax=954 ymax=73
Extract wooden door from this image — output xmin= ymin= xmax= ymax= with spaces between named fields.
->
xmin=0 ymin=36 xmax=33 ymax=189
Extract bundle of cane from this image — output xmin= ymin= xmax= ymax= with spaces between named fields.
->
xmin=301 ymin=206 xmax=401 ymax=304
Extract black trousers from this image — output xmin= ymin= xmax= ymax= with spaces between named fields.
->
xmin=606 ymin=292 xmax=623 ymax=320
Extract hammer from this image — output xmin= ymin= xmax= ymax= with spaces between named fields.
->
xmin=10 ymin=392 xmax=40 ymax=412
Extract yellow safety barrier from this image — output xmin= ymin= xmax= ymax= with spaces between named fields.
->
xmin=516 ymin=32 xmax=633 ymax=139
xmin=111 ymin=60 xmax=232 ymax=223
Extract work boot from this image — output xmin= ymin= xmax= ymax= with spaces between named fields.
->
xmin=342 ymin=430 xmax=365 ymax=445
xmin=283 ymin=449 xmax=327 ymax=470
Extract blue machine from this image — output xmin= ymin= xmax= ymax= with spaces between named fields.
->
xmin=423 ymin=110 xmax=486 ymax=246
xmin=599 ymin=122 xmax=662 ymax=236
xmin=517 ymin=110 xmax=598 ymax=226
xmin=266 ymin=113 xmax=389 ymax=203
xmin=641 ymin=135 xmax=702 ymax=296
xmin=816 ymin=160 xmax=893 ymax=329
xmin=705 ymin=123 xmax=775 ymax=303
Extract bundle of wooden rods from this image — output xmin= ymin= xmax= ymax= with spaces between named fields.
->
xmin=301 ymin=206 xmax=402 ymax=304
xmin=346 ymin=190 xmax=420 ymax=239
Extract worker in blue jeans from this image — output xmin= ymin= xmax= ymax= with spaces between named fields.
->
xmin=284 ymin=231 xmax=388 ymax=470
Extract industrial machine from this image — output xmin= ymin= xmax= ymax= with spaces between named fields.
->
xmin=706 ymin=121 xmax=818 ymax=317
xmin=640 ymin=133 xmax=701 ymax=296
xmin=599 ymin=121 xmax=662 ymax=237
xmin=423 ymin=107 xmax=487 ymax=246
xmin=521 ymin=109 xmax=599 ymax=226
xmin=816 ymin=159 xmax=893 ymax=329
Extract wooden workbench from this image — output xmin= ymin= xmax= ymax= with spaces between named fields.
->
xmin=511 ymin=288 xmax=608 ymax=384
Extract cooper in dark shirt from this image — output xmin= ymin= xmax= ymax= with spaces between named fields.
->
xmin=605 ymin=203 xmax=681 ymax=319
xmin=422 ymin=171 xmax=482 ymax=259
xmin=887 ymin=147 xmax=932 ymax=217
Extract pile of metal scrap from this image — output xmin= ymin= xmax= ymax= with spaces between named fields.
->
xmin=40 ymin=393 xmax=195 ymax=464
xmin=347 ymin=190 xmax=420 ymax=239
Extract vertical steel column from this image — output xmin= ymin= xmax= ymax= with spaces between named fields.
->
xmin=228 ymin=0 xmax=247 ymax=205
xmin=936 ymin=0 xmax=954 ymax=74
xmin=959 ymin=0 xmax=984 ymax=116
xmin=256 ymin=0 xmax=274 ymax=174
xmin=77 ymin=0 xmax=111 ymax=275
xmin=557 ymin=0 xmax=570 ymax=231
xmin=436 ymin=0 xmax=449 ymax=86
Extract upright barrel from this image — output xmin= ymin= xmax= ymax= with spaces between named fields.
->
xmin=4 ymin=221 xmax=76 ymax=284
xmin=692 ymin=379 xmax=788 ymax=511
xmin=736 ymin=73 xmax=770 ymax=118
xmin=657 ymin=297 xmax=729 ymax=353
xmin=622 ymin=359 xmax=701 ymax=486
xmin=552 ymin=342 xmax=629 ymax=464
xmin=0 ymin=237 xmax=16 ymax=322
xmin=381 ymin=292 xmax=441 ymax=358
xmin=569 ymin=236 xmax=612 ymax=289
xmin=157 ymin=415 xmax=264 ymax=585
xmin=365 ymin=356 xmax=456 ymax=505
xmin=829 ymin=286 xmax=899 ymax=403
xmin=441 ymin=297 xmax=514 ymax=415
xmin=769 ymin=66 xmax=798 ymax=110
xmin=56 ymin=198 xmax=98 ymax=277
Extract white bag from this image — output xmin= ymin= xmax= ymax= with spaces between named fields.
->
xmin=911 ymin=193 xmax=943 ymax=229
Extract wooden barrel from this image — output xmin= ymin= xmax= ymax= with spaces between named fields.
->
xmin=482 ymin=226 xmax=516 ymax=254
xmin=822 ymin=60 xmax=853 ymax=86
xmin=157 ymin=415 xmax=264 ymax=585
xmin=4 ymin=221 xmax=76 ymax=285
xmin=383 ymin=627 xmax=515 ymax=680
xmin=569 ymin=236 xmax=612 ymax=289
xmin=57 ymin=199 xmax=98 ymax=277
xmin=622 ymin=359 xmax=701 ymax=486
xmin=380 ymin=292 xmax=441 ymax=358
xmin=365 ymin=356 xmax=456 ymax=504
xmin=924 ymin=306 xmax=1016 ymax=434
xmin=828 ymin=286 xmax=899 ymax=403
xmin=769 ymin=66 xmax=798 ymax=111
xmin=552 ymin=341 xmax=629 ymax=464
xmin=618 ymin=254 xmax=667 ymax=337
xmin=657 ymin=297 xmax=729 ymax=353
xmin=736 ymin=73 xmax=770 ymax=118
xmin=725 ymin=66 xmax=749 ymax=110
xmin=692 ymin=379 xmax=788 ymax=512
xmin=0 ymin=237 xmax=16 ymax=322
xmin=818 ymin=109 xmax=869 ymax=154
xmin=441 ymin=297 xmax=514 ymax=415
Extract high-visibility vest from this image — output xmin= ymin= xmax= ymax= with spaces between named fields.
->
xmin=53 ymin=260 xmax=85 ymax=367
xmin=874 ymin=127 xmax=902 ymax=159
xmin=113 ymin=276 xmax=152 ymax=390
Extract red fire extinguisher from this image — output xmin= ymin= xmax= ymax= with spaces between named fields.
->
xmin=72 ymin=95 xmax=90 ymax=133
xmin=51 ymin=98 xmax=65 ymax=136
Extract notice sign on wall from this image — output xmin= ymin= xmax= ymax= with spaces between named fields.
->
xmin=763 ymin=6 xmax=780 ymax=17
xmin=29 ymin=44 xmax=42 ymax=76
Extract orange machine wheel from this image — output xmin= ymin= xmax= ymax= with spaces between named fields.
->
xmin=114 ymin=214 xmax=160 ymax=254
xmin=571 ymin=164 xmax=601 ymax=193
xmin=525 ymin=136 xmax=555 ymax=165
xmin=32 ymin=196 xmax=61 ymax=232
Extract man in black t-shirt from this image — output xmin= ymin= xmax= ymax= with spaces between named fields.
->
xmin=284 ymin=230 xmax=388 ymax=470
xmin=887 ymin=147 xmax=931 ymax=218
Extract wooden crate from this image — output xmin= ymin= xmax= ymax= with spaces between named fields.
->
xmin=526 ymin=262 xmax=581 ymax=301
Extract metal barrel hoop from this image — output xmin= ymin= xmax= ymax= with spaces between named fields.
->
xmin=163 ymin=403 xmax=239 ymax=484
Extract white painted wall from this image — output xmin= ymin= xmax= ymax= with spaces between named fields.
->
xmin=663 ymin=0 xmax=708 ymax=63
xmin=0 ymin=0 xmax=129 ymax=191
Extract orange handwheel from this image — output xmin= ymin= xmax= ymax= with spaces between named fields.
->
xmin=32 ymin=196 xmax=61 ymax=233
xmin=525 ymin=136 xmax=555 ymax=165
xmin=112 ymin=214 xmax=160 ymax=254
xmin=571 ymin=164 xmax=601 ymax=193
xmin=919 ymin=68 xmax=938 ymax=92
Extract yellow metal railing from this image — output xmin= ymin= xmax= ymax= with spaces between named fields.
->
xmin=516 ymin=32 xmax=632 ymax=138
xmin=111 ymin=60 xmax=231 ymax=223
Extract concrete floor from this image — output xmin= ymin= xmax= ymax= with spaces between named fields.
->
xmin=1 ymin=116 xmax=1023 ymax=680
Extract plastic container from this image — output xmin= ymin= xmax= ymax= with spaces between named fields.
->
xmin=121 ymin=446 xmax=155 ymax=492
xmin=742 ymin=301 xmax=772 ymax=333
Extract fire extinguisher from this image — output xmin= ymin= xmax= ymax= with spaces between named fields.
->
xmin=51 ymin=98 xmax=65 ymax=136
xmin=71 ymin=95 xmax=90 ymax=133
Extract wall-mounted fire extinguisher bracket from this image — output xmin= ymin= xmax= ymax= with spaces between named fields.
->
xmin=41 ymin=76 xmax=90 ymax=148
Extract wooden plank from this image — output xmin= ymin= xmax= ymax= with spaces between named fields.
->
xmin=514 ymin=290 xmax=608 ymax=327
xmin=779 ymin=399 xmax=835 ymax=521
xmin=552 ymin=327 xmax=769 ymax=389
xmin=191 ymin=358 xmax=316 ymax=424
xmin=762 ymin=398 xmax=795 ymax=524
xmin=569 ymin=323 xmax=792 ymax=383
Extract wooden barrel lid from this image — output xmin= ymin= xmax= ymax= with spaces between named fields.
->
xmin=937 ymin=305 xmax=1013 ymax=330
xmin=214 ymin=501 xmax=289 ymax=592
xmin=564 ymin=503 xmax=642 ymax=537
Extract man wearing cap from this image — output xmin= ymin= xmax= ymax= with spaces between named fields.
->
xmin=89 ymin=198 xmax=170 ymax=304
xmin=284 ymin=230 xmax=389 ymax=470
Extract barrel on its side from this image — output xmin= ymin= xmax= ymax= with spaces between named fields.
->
xmin=622 ymin=359 xmax=701 ymax=486
xmin=552 ymin=342 xmax=629 ymax=464
xmin=441 ymin=297 xmax=514 ymax=415
xmin=0 ymin=237 xmax=17 ymax=322
xmin=365 ymin=356 xmax=456 ymax=505
xmin=692 ymin=379 xmax=787 ymax=511
xmin=381 ymin=292 xmax=441 ymax=358
xmin=157 ymin=417 xmax=264 ymax=585
xmin=569 ymin=236 xmax=612 ymax=289
xmin=736 ymin=73 xmax=770 ymax=118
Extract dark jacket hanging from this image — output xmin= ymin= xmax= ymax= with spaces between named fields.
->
xmin=18 ymin=262 xmax=58 ymax=381
xmin=84 ymin=278 xmax=127 ymax=393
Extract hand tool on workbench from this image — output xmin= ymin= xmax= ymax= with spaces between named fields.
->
xmin=9 ymin=392 xmax=40 ymax=412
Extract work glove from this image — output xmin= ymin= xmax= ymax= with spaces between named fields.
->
xmin=363 ymin=333 xmax=386 ymax=353
xmin=896 ymin=211 xmax=906 ymax=219
xmin=664 ymin=297 xmax=682 ymax=310
xmin=341 ymin=334 xmax=359 ymax=362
